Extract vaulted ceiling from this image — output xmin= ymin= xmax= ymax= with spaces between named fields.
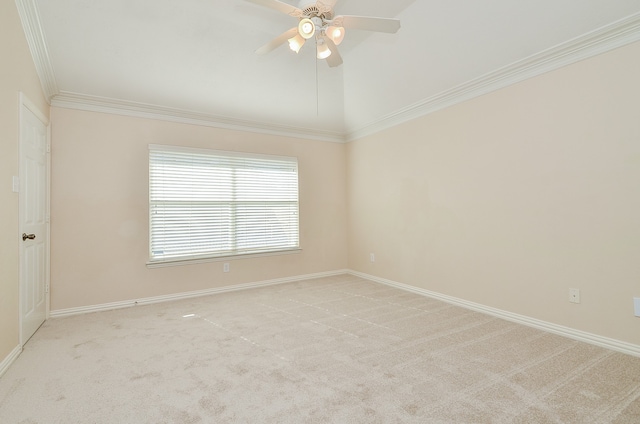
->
xmin=18 ymin=0 xmax=640 ymax=142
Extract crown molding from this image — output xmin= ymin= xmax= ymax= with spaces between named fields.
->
xmin=18 ymin=0 xmax=640 ymax=143
xmin=51 ymin=92 xmax=346 ymax=143
xmin=346 ymin=12 xmax=640 ymax=141
xmin=15 ymin=0 xmax=59 ymax=100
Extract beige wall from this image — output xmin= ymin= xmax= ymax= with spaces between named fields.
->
xmin=0 ymin=2 xmax=49 ymax=364
xmin=50 ymin=108 xmax=348 ymax=310
xmin=5 ymin=1 xmax=639 ymax=369
xmin=347 ymin=41 xmax=640 ymax=346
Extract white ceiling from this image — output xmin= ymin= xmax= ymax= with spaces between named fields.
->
xmin=24 ymin=0 xmax=640 ymax=141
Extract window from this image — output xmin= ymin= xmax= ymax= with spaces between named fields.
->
xmin=148 ymin=144 xmax=299 ymax=265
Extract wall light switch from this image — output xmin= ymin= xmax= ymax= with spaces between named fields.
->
xmin=634 ymin=297 xmax=640 ymax=317
xmin=370 ymin=253 xmax=375 ymax=263
xmin=223 ymin=263 xmax=230 ymax=273
xmin=12 ymin=176 xmax=19 ymax=193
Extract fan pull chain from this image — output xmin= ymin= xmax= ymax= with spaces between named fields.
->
xmin=315 ymin=54 xmax=319 ymax=116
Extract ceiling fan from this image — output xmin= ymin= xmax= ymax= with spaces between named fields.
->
xmin=246 ymin=0 xmax=401 ymax=67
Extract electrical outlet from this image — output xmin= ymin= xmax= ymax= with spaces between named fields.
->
xmin=12 ymin=176 xmax=19 ymax=193
xmin=569 ymin=288 xmax=580 ymax=304
xmin=370 ymin=253 xmax=375 ymax=263
xmin=223 ymin=263 xmax=230 ymax=273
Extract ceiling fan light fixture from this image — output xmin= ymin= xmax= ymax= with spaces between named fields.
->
xmin=317 ymin=40 xmax=331 ymax=59
xmin=288 ymin=33 xmax=305 ymax=53
xmin=298 ymin=18 xmax=316 ymax=39
xmin=326 ymin=25 xmax=345 ymax=45
xmin=248 ymin=0 xmax=401 ymax=68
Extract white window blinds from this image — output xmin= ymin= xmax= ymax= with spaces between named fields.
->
xmin=149 ymin=145 xmax=299 ymax=263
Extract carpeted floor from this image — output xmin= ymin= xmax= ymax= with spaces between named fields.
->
xmin=1 ymin=274 xmax=639 ymax=423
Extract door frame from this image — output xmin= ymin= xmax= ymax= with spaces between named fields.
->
xmin=18 ymin=92 xmax=50 ymax=346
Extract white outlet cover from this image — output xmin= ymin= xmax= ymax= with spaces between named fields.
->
xmin=634 ymin=298 xmax=640 ymax=317
xmin=569 ymin=288 xmax=580 ymax=304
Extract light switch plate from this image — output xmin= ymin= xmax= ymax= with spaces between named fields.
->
xmin=12 ymin=176 xmax=19 ymax=193
xmin=634 ymin=297 xmax=640 ymax=317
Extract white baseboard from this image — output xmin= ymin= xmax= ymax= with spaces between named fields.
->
xmin=48 ymin=268 xmax=639 ymax=357
xmin=49 ymin=269 xmax=349 ymax=318
xmin=349 ymin=270 xmax=640 ymax=358
xmin=0 ymin=345 xmax=22 ymax=378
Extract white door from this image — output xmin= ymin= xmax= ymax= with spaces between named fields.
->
xmin=19 ymin=94 xmax=49 ymax=345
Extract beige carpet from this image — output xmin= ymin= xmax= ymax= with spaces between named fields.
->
xmin=1 ymin=274 xmax=639 ymax=423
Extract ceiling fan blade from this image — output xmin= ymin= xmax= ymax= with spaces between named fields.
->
xmin=323 ymin=36 xmax=343 ymax=68
xmin=245 ymin=0 xmax=303 ymax=17
xmin=333 ymin=15 xmax=401 ymax=33
xmin=256 ymin=27 xmax=298 ymax=55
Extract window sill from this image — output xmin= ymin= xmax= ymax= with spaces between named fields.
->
xmin=146 ymin=248 xmax=302 ymax=269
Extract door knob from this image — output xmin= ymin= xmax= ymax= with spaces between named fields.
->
xmin=22 ymin=233 xmax=36 ymax=241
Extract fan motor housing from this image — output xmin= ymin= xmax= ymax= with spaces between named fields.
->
xmin=298 ymin=1 xmax=334 ymax=20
